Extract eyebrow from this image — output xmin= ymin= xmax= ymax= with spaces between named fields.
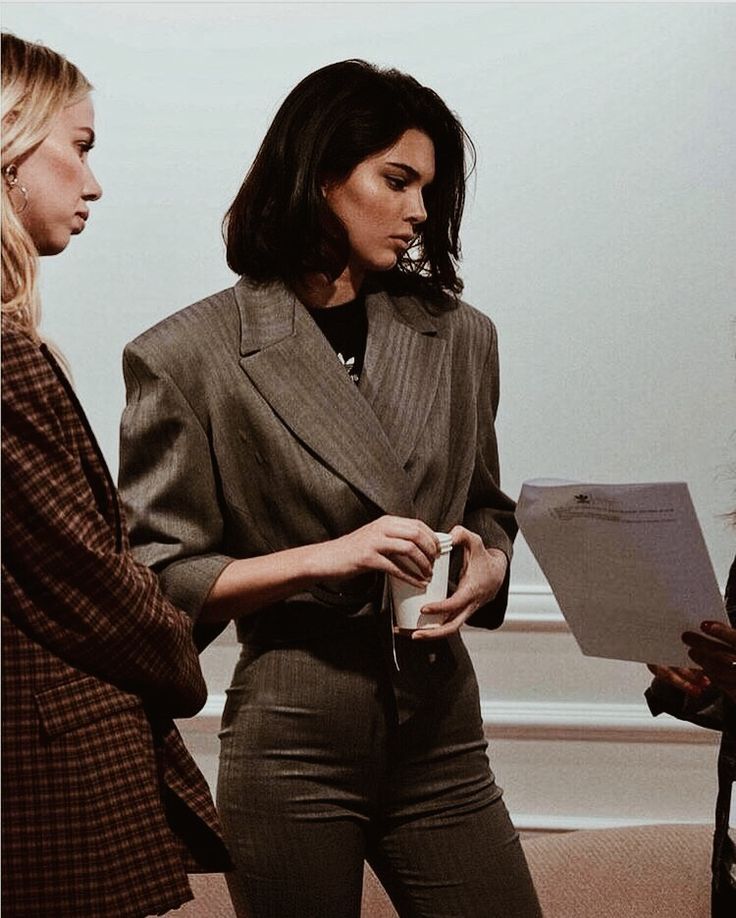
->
xmin=385 ymin=160 xmax=435 ymax=186
xmin=386 ymin=161 xmax=421 ymax=180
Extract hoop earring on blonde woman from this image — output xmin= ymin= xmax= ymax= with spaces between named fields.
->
xmin=4 ymin=163 xmax=29 ymax=214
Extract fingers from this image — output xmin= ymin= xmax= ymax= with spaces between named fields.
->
xmin=383 ymin=538 xmax=435 ymax=581
xmin=448 ymin=524 xmax=469 ymax=544
xmin=410 ymin=583 xmax=478 ymax=640
xmin=683 ymin=632 xmax=736 ymax=659
xmin=681 ymin=627 xmax=736 ymax=701
xmin=421 ymin=584 xmax=474 ymax=619
xmin=380 ymin=517 xmax=440 ymax=571
xmin=683 ymin=637 xmax=736 ymax=682
xmin=700 ymin=620 xmax=736 ymax=648
xmin=410 ymin=530 xmax=506 ymax=640
xmin=379 ymin=556 xmax=429 ymax=590
xmin=448 ymin=524 xmax=481 ymax=554
xmin=447 ymin=525 xmax=476 ymax=582
xmin=648 ymin=664 xmax=710 ymax=696
xmin=343 ymin=516 xmax=440 ymax=584
xmin=648 ymin=624 xmax=736 ymax=700
xmin=685 ymin=656 xmax=736 ymax=702
xmin=410 ymin=605 xmax=474 ymax=640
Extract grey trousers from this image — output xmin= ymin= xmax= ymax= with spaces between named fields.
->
xmin=217 ymin=622 xmax=542 ymax=918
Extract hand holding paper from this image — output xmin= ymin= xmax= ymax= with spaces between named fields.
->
xmin=681 ymin=620 xmax=736 ymax=702
xmin=516 ymin=480 xmax=728 ymax=666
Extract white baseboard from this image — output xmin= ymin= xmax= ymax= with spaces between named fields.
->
xmin=481 ymin=699 xmax=715 ymax=744
xmin=503 ymin=585 xmax=568 ymax=632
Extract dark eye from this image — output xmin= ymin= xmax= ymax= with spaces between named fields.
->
xmin=386 ymin=175 xmax=407 ymax=191
xmin=77 ymin=142 xmax=94 ymax=158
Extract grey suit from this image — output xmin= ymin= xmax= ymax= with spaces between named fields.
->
xmin=118 ymin=278 xmax=540 ymax=918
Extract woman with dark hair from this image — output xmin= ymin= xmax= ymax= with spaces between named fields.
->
xmin=119 ymin=60 xmax=541 ymax=918
xmin=224 ymin=59 xmax=466 ymax=301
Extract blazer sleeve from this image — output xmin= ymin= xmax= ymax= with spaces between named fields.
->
xmin=1 ymin=331 xmax=207 ymax=718
xmin=119 ymin=342 xmax=233 ymax=646
xmin=464 ymin=322 xmax=518 ymax=629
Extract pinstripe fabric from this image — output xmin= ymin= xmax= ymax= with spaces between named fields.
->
xmin=117 ymin=278 xmax=536 ymax=914
xmin=119 ymin=277 xmax=517 ymax=640
xmin=216 ymin=626 xmax=542 ymax=918
xmin=1 ymin=318 xmax=230 ymax=918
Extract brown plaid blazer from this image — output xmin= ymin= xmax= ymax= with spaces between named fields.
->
xmin=1 ymin=318 xmax=230 ymax=918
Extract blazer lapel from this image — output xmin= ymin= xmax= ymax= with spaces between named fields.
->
xmin=235 ymin=279 xmax=415 ymax=517
xmin=359 ymin=289 xmax=446 ymax=469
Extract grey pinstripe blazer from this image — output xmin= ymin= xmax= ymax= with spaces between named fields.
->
xmin=118 ymin=277 xmax=516 ymax=653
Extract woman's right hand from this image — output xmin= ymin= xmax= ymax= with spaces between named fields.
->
xmin=313 ymin=515 xmax=441 ymax=589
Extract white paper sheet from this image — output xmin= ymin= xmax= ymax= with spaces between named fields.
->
xmin=516 ymin=479 xmax=728 ymax=666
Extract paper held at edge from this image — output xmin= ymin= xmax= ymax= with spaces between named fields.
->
xmin=516 ymin=480 xmax=728 ymax=667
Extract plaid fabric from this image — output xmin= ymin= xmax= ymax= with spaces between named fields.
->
xmin=1 ymin=318 xmax=229 ymax=917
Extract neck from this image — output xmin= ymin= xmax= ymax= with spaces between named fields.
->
xmin=295 ymin=262 xmax=366 ymax=309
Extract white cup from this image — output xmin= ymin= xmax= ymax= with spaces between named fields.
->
xmin=390 ymin=531 xmax=454 ymax=632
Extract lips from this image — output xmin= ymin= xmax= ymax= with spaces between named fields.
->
xmin=71 ymin=212 xmax=88 ymax=234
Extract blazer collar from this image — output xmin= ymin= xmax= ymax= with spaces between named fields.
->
xmin=235 ymin=277 xmax=296 ymax=355
xmin=234 ymin=276 xmax=440 ymax=350
xmin=234 ymin=278 xmax=446 ymax=516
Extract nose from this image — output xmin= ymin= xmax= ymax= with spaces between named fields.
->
xmin=406 ymin=188 xmax=427 ymax=229
xmin=83 ymin=163 xmax=103 ymax=202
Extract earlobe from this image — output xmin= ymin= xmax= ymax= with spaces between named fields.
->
xmin=320 ymin=174 xmax=338 ymax=199
xmin=3 ymin=163 xmax=29 ymax=214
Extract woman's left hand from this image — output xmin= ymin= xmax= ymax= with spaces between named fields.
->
xmin=410 ymin=525 xmax=508 ymax=641
xmin=682 ymin=621 xmax=736 ymax=703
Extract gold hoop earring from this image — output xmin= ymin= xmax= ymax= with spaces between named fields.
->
xmin=3 ymin=164 xmax=29 ymax=214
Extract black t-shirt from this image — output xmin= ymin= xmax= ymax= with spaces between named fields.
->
xmin=306 ymin=293 xmax=367 ymax=385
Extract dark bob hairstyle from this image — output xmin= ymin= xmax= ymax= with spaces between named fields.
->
xmin=224 ymin=59 xmax=474 ymax=305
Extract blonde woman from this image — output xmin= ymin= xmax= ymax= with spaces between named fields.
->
xmin=1 ymin=33 xmax=229 ymax=917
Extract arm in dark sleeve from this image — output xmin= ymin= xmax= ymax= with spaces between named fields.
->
xmin=1 ymin=336 xmax=207 ymax=717
xmin=119 ymin=342 xmax=234 ymax=648
xmin=645 ymin=678 xmax=725 ymax=732
xmin=464 ymin=322 xmax=518 ymax=629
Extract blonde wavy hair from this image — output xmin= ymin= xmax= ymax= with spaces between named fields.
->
xmin=1 ymin=32 xmax=92 ymax=340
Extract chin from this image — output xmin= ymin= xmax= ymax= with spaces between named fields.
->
xmin=365 ymin=253 xmax=399 ymax=273
xmin=38 ymin=236 xmax=71 ymax=257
